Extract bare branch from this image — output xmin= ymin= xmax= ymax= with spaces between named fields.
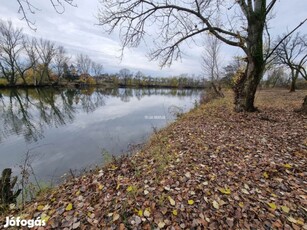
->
xmin=265 ymin=18 xmax=307 ymax=62
xmin=15 ymin=0 xmax=77 ymax=30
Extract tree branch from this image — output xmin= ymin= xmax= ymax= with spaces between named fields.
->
xmin=265 ymin=18 xmax=307 ymax=62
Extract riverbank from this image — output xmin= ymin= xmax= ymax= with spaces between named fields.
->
xmin=1 ymin=89 xmax=307 ymax=229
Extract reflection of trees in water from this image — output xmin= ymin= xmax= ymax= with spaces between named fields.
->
xmin=0 ymin=87 xmax=200 ymax=143
xmin=116 ymin=88 xmax=200 ymax=102
xmin=0 ymin=88 xmax=107 ymax=143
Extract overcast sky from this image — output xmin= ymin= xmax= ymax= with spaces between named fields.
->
xmin=0 ymin=0 xmax=306 ymax=77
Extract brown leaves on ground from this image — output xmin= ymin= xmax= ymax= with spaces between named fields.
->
xmin=1 ymin=89 xmax=306 ymax=229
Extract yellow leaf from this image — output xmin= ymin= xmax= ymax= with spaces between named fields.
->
xmin=40 ymin=213 xmax=50 ymax=223
xmin=267 ymin=202 xmax=277 ymax=210
xmin=219 ymin=187 xmax=231 ymax=195
xmin=138 ymin=210 xmax=143 ymax=217
xmin=239 ymin=202 xmax=244 ymax=208
xmin=126 ymin=185 xmax=133 ymax=192
xmin=98 ymin=184 xmax=104 ymax=190
xmin=110 ymin=164 xmax=118 ymax=170
xmin=76 ymin=190 xmax=80 ymax=196
xmin=281 ymin=205 xmax=290 ymax=213
xmin=168 ymin=196 xmax=176 ymax=206
xmin=37 ymin=205 xmax=44 ymax=211
xmin=51 ymin=198 xmax=56 ymax=202
xmin=188 ymin=200 xmax=194 ymax=205
xmin=296 ymin=219 xmax=304 ymax=225
xmin=283 ymin=164 xmax=292 ymax=169
xmin=66 ymin=203 xmax=73 ymax=211
xmin=172 ymin=210 xmax=178 ymax=216
xmin=212 ymin=200 xmax=219 ymax=209
xmin=263 ymin=172 xmax=269 ymax=179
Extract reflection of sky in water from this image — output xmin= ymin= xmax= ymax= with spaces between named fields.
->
xmin=0 ymin=88 xmax=201 ymax=182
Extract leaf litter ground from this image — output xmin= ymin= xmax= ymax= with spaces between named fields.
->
xmin=1 ymin=89 xmax=306 ymax=229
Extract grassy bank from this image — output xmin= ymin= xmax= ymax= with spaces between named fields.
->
xmin=1 ymin=89 xmax=306 ymax=229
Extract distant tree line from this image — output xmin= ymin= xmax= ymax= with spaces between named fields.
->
xmin=98 ymin=69 xmax=205 ymax=88
xmin=0 ymin=19 xmax=102 ymax=87
xmin=0 ymin=19 xmax=205 ymax=89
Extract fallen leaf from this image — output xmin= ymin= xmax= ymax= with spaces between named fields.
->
xmin=283 ymin=164 xmax=292 ymax=168
xmin=37 ymin=205 xmax=44 ymax=211
xmin=267 ymin=202 xmax=277 ymax=210
xmin=127 ymin=186 xmax=133 ymax=192
xmin=263 ymin=172 xmax=269 ymax=179
xmin=138 ymin=210 xmax=143 ymax=217
xmin=172 ymin=210 xmax=178 ymax=216
xmin=168 ymin=196 xmax=176 ymax=206
xmin=40 ymin=213 xmax=50 ymax=222
xmin=158 ymin=222 xmax=165 ymax=228
xmin=213 ymin=200 xmax=219 ymax=209
xmin=219 ymin=187 xmax=231 ymax=195
xmin=144 ymin=209 xmax=150 ymax=217
xmin=65 ymin=203 xmax=73 ymax=211
xmin=287 ymin=216 xmax=297 ymax=224
xmin=72 ymin=221 xmax=80 ymax=229
xmin=188 ymin=200 xmax=194 ymax=205
xmin=113 ymin=213 xmax=120 ymax=222
xmin=281 ymin=205 xmax=290 ymax=213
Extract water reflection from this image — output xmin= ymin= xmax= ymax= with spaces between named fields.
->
xmin=0 ymin=87 xmax=201 ymax=181
xmin=0 ymin=87 xmax=199 ymax=143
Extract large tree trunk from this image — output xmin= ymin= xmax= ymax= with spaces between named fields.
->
xmin=289 ymin=69 xmax=298 ymax=92
xmin=290 ymin=78 xmax=296 ymax=92
xmin=233 ymin=20 xmax=265 ymax=112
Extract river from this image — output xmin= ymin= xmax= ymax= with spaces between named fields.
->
xmin=0 ymin=87 xmax=201 ymax=183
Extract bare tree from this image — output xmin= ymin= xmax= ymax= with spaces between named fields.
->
xmin=53 ymin=46 xmax=70 ymax=79
xmin=98 ymin=0 xmax=307 ymax=112
xmin=265 ymin=66 xmax=288 ymax=88
xmin=15 ymin=37 xmax=38 ymax=85
xmin=35 ymin=38 xmax=57 ymax=85
xmin=0 ymin=20 xmax=24 ymax=86
xmin=118 ymin=68 xmax=131 ymax=85
xmin=273 ymin=32 xmax=307 ymax=92
xmin=202 ymin=34 xmax=224 ymax=97
xmin=76 ymin=54 xmax=92 ymax=75
xmin=15 ymin=0 xmax=76 ymax=30
xmin=91 ymin=62 xmax=104 ymax=77
xmin=135 ymin=70 xmax=144 ymax=85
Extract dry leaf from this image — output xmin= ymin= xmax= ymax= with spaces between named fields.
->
xmin=213 ymin=200 xmax=219 ymax=209
xmin=168 ymin=196 xmax=176 ymax=206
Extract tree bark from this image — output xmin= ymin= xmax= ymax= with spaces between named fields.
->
xmin=233 ymin=19 xmax=265 ymax=112
xmin=289 ymin=69 xmax=299 ymax=92
xmin=290 ymin=77 xmax=296 ymax=92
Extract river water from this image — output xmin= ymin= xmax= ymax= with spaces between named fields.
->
xmin=0 ymin=87 xmax=201 ymax=183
